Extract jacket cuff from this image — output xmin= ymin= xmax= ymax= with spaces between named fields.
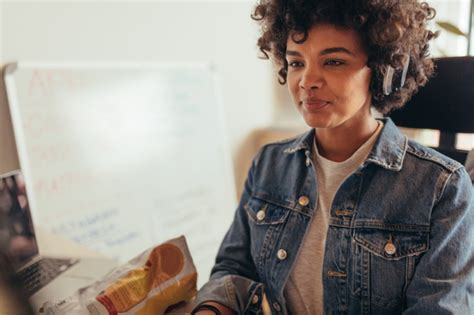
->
xmin=192 ymin=274 xmax=264 ymax=313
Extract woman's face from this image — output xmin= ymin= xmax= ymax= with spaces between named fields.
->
xmin=286 ymin=23 xmax=372 ymax=130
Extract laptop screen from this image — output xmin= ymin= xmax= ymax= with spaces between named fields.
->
xmin=0 ymin=171 xmax=38 ymax=270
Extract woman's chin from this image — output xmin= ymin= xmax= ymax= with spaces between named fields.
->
xmin=301 ymin=114 xmax=334 ymax=129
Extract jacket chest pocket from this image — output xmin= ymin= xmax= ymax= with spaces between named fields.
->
xmin=351 ymin=228 xmax=429 ymax=309
xmin=244 ymin=197 xmax=290 ymax=274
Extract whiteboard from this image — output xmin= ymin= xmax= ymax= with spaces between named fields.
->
xmin=4 ymin=62 xmax=236 ymax=287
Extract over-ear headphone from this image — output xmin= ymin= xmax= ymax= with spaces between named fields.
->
xmin=383 ymin=54 xmax=410 ymax=96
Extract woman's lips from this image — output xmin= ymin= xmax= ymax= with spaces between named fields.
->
xmin=302 ymin=100 xmax=330 ymax=111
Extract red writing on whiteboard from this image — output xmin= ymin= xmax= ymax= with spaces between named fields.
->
xmin=29 ymin=144 xmax=73 ymax=164
xmin=22 ymin=111 xmax=68 ymax=137
xmin=28 ymin=69 xmax=83 ymax=97
xmin=33 ymin=171 xmax=99 ymax=196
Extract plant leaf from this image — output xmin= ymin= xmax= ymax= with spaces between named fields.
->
xmin=436 ymin=21 xmax=468 ymax=37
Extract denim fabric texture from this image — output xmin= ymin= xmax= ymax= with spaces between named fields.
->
xmin=194 ymin=118 xmax=474 ymax=315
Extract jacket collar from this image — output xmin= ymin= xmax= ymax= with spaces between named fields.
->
xmin=283 ymin=117 xmax=408 ymax=171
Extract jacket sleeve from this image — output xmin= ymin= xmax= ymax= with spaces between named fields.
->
xmin=404 ymin=167 xmax=474 ymax=314
xmin=192 ymin=153 xmax=265 ymax=313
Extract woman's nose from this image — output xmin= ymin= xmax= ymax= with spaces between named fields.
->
xmin=299 ymin=67 xmax=323 ymax=90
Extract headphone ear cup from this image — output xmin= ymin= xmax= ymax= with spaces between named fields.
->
xmin=383 ymin=65 xmax=395 ymax=96
xmin=397 ymin=55 xmax=410 ymax=91
xmin=382 ymin=54 xmax=410 ymax=96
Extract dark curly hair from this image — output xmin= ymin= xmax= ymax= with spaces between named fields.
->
xmin=252 ymin=0 xmax=438 ymax=114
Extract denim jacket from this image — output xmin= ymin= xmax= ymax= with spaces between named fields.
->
xmin=194 ymin=118 xmax=474 ymax=315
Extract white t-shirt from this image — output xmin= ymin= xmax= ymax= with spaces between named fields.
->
xmin=284 ymin=121 xmax=383 ymax=314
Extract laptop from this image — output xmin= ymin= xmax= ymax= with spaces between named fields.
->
xmin=0 ymin=170 xmax=118 ymax=312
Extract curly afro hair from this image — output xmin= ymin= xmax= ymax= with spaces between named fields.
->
xmin=252 ymin=0 xmax=438 ymax=114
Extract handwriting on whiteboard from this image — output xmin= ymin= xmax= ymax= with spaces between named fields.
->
xmin=28 ymin=69 xmax=84 ymax=97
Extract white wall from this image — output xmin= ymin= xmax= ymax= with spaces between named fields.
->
xmin=0 ymin=1 xmax=275 ymax=196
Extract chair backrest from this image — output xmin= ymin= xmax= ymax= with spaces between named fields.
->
xmin=389 ymin=56 xmax=474 ymax=164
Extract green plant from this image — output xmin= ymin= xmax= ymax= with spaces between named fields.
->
xmin=436 ymin=21 xmax=468 ymax=37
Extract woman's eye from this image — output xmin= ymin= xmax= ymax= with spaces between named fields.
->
xmin=325 ymin=59 xmax=345 ymax=66
xmin=288 ymin=61 xmax=304 ymax=68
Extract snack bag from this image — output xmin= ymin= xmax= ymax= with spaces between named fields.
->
xmin=40 ymin=236 xmax=197 ymax=315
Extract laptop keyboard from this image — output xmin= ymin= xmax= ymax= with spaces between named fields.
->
xmin=18 ymin=258 xmax=79 ymax=297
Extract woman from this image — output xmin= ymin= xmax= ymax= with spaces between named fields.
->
xmin=193 ymin=1 xmax=473 ymax=314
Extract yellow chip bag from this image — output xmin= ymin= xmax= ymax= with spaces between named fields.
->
xmin=40 ymin=236 xmax=197 ymax=315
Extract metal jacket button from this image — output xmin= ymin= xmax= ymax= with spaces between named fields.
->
xmin=256 ymin=210 xmax=266 ymax=221
xmin=252 ymin=294 xmax=259 ymax=305
xmin=277 ymin=249 xmax=287 ymax=260
xmin=384 ymin=241 xmax=397 ymax=255
xmin=298 ymin=196 xmax=309 ymax=206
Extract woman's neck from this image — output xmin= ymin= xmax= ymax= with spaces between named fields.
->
xmin=315 ymin=116 xmax=379 ymax=162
